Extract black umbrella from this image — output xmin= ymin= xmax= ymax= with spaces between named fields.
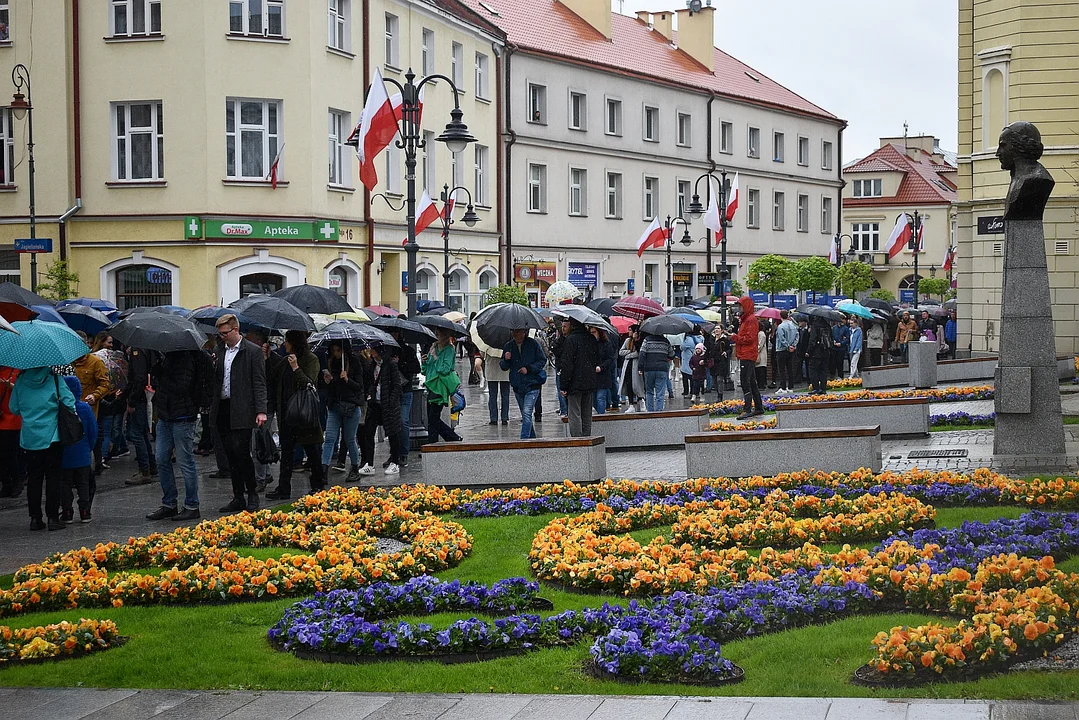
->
xmin=919 ymin=299 xmax=941 ymax=306
xmin=861 ymin=298 xmax=896 ymax=316
xmin=639 ymin=314 xmax=695 ymax=336
xmin=551 ymin=304 xmax=605 ymax=327
xmin=0 ymin=281 xmax=51 ymax=307
xmin=422 ymin=307 xmax=453 ymax=317
xmin=943 ymin=298 xmax=956 ymax=311
xmin=272 ymin=284 xmax=352 ymax=315
xmin=229 ymin=295 xmax=316 ymax=332
xmin=367 ymin=316 xmax=435 ymax=345
xmin=116 ymin=305 xmax=189 ymax=319
xmin=109 ymin=314 xmax=207 ymax=353
xmin=799 ymin=305 xmax=845 ymax=322
xmin=187 ymin=305 xmax=260 ymax=332
xmin=473 ymin=303 xmax=546 ymax=349
xmin=310 ymin=320 xmax=398 ymax=347
xmin=535 ymin=307 xmax=553 ymax=319
xmin=585 ymin=297 xmax=617 ymax=316
xmin=57 ymin=304 xmax=112 ymax=336
xmin=926 ymin=306 xmax=951 ymax=319
xmin=416 ymin=314 xmax=468 ymax=338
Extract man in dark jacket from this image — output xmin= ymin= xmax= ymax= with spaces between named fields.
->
xmin=121 ymin=347 xmax=157 ymax=485
xmin=807 ymin=317 xmax=832 ymax=394
xmin=557 ymin=318 xmax=600 ymax=437
xmin=389 ymin=331 xmax=421 ymax=467
xmin=501 ymin=328 xmax=547 ymax=439
xmin=211 ymin=314 xmax=267 ymax=513
xmin=733 ymin=296 xmax=763 ymax=420
xmin=830 ymin=320 xmax=850 ymax=379
xmin=145 ymin=350 xmax=211 ymax=522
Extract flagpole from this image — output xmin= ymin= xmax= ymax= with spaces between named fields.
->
xmin=911 ymin=209 xmax=921 ymax=310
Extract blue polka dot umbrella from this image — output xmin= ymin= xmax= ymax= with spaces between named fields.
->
xmin=0 ymin=320 xmax=89 ymax=369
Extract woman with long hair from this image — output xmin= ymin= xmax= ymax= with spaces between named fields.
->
xmin=265 ymin=331 xmax=325 ymax=500
xmin=320 ymin=341 xmax=364 ymax=482
xmin=421 ymin=328 xmax=462 ymax=445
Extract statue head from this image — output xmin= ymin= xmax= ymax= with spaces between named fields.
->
xmin=996 ymin=121 xmax=1044 ymax=171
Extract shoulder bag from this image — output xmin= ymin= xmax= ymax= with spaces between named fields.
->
xmin=54 ymin=375 xmax=85 ymax=446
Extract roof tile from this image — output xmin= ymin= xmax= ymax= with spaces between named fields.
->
xmin=844 ymin=143 xmax=957 ymax=206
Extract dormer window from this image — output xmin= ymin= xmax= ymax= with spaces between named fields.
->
xmin=852 ymin=178 xmax=882 ymax=198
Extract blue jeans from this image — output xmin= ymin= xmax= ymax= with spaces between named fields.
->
xmin=593 ymin=388 xmax=609 ymax=414
xmin=488 ymin=381 xmax=510 ymax=422
xmin=156 ymin=419 xmax=199 ymax=510
xmin=100 ymin=414 xmax=116 ymax=458
xmin=322 ymin=407 xmax=361 ymax=467
xmin=128 ymin=403 xmax=155 ymax=473
xmin=555 ymin=371 xmax=568 ymax=416
xmin=515 ymin=388 xmax=540 ymax=439
xmin=664 ymin=372 xmax=673 ymax=398
xmin=399 ymin=390 xmax=413 ymax=460
xmin=644 ymin=370 xmax=667 ymax=412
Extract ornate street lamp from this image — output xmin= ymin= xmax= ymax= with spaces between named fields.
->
xmin=686 ymin=169 xmax=728 ymax=318
xmin=10 ymin=64 xmax=36 ymax=291
xmin=664 ymin=214 xmax=692 ymax=307
xmin=437 ymin=183 xmax=479 ymax=306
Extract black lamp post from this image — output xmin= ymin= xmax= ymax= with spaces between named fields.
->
xmin=903 ymin=211 xmax=923 ymax=309
xmin=663 ymin=214 xmax=692 ymax=307
xmin=437 ymin=183 xmax=479 ymax=307
xmin=686 ymin=169 xmax=728 ymax=318
xmin=356 ymin=68 xmax=475 ymax=318
xmin=10 ymin=64 xmax=35 ymax=291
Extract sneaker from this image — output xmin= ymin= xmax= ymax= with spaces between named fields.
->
xmin=332 ymin=463 xmax=347 ymax=472
xmin=98 ymin=461 xmax=110 ymax=471
xmin=112 ymin=448 xmax=131 ymax=458
xmin=172 ymin=508 xmax=200 ymax=521
xmin=384 ymin=462 xmax=400 ymax=475
xmin=358 ymin=464 xmax=375 ymax=476
xmin=48 ymin=518 xmax=66 ymax=531
xmin=146 ymin=506 xmax=177 ymax=520
xmin=29 ymin=517 xmax=46 ymax=531
xmin=624 ymin=406 xmax=636 ymax=414
xmin=80 ymin=508 xmax=92 ymax=523
xmin=62 ymin=507 xmax=75 ymax=524
xmin=218 ymin=497 xmax=246 ymax=514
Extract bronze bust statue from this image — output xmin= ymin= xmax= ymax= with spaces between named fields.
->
xmin=997 ymin=121 xmax=1054 ymax=221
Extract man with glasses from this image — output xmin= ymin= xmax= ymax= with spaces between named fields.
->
xmin=211 ymin=315 xmax=268 ymax=513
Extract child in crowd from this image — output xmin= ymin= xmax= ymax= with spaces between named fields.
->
xmin=688 ymin=343 xmax=712 ymax=402
xmin=61 ymin=375 xmax=98 ymax=523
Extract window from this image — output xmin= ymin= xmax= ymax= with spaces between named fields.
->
xmin=422 ymin=130 xmax=436 ymax=195
xmin=451 ymin=150 xmax=463 ymax=189
xmin=772 ymin=191 xmax=785 ymax=230
xmin=748 ymin=126 xmax=760 ymax=158
xmin=451 ymin=42 xmax=463 ymax=87
xmin=569 ymin=91 xmax=586 ymax=131
xmin=385 ymin=144 xmax=401 ymax=194
xmin=0 ymin=247 xmax=19 ymax=285
xmin=677 ymin=180 xmax=691 ymax=215
xmin=329 ymin=267 xmax=350 ymax=300
xmin=113 ymin=101 xmax=164 ymax=181
xmin=528 ymin=83 xmax=547 ymax=124
xmin=746 ymin=188 xmax=760 ymax=228
xmin=479 ymin=269 xmax=497 ymax=291
xmin=415 ymin=269 xmax=434 ymax=302
xmin=0 ymin=2 xmax=8 ymax=42
xmin=384 ymin=13 xmax=399 ymax=67
xmin=0 ymin=109 xmax=13 ymax=185
xmin=527 ymin=163 xmax=547 ymax=213
xmin=822 ymin=140 xmax=833 ymax=170
xmin=474 ymin=145 xmax=488 ymax=206
xmin=852 ymin=179 xmax=883 ymax=197
xmin=852 ymin=222 xmax=880 ymax=252
xmin=225 ymin=98 xmax=280 ymax=181
xmin=606 ymin=98 xmax=622 ymax=136
xmin=720 ymin=121 xmax=733 ymax=154
xmin=327 ymin=109 xmax=350 ymax=186
xmin=606 ymin=172 xmax=622 ymax=219
xmin=328 ymin=0 xmax=349 ymax=51
xmin=111 ymin=0 xmax=161 ymax=36
xmin=643 ymin=106 xmax=658 ymax=142
xmin=116 ymin=265 xmax=173 ymax=310
xmin=475 ymin=53 xmax=489 ymax=100
xmin=569 ymin=168 xmax=587 ymax=216
xmin=643 ymin=176 xmax=659 ymax=220
xmin=796 ymin=193 xmax=809 ymax=232
xmin=677 ymin=113 xmax=692 ymax=147
xmin=420 ymin=28 xmax=434 ymax=75
xmin=230 ymin=0 xmax=284 ymax=37
xmin=821 ymin=196 xmax=833 ymax=234
xmin=773 ymin=131 xmax=785 ymax=162
xmin=797 ymin=136 xmax=809 ymax=166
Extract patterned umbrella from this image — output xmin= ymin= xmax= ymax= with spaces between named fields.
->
xmin=0 ymin=321 xmax=89 ymax=369
xmin=612 ymin=296 xmax=665 ymax=321
xmin=363 ymin=305 xmax=400 ymax=318
xmin=543 ymin=281 xmax=581 ymax=305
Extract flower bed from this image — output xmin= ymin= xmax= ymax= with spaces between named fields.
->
xmin=708 ymin=413 xmax=996 ymax=433
xmin=828 ymin=378 xmax=863 ymax=389
xmin=694 ymin=385 xmax=994 ymax=416
xmin=0 ymin=619 xmax=121 ymax=666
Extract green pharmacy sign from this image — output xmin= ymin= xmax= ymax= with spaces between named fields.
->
xmin=185 ymin=217 xmax=339 ymax=242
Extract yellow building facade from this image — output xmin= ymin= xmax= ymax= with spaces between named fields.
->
xmin=0 ymin=0 xmax=502 ymax=312
xmin=957 ymin=0 xmax=1079 ymax=354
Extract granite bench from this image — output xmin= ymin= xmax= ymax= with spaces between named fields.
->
xmin=561 ymin=408 xmax=711 ymax=449
xmin=775 ymin=397 xmax=929 ymax=438
xmin=420 ymin=436 xmax=607 ymax=486
xmin=863 ymin=354 xmax=1075 ymax=388
xmin=685 ymin=426 xmax=882 ymax=479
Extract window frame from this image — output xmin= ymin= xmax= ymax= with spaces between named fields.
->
xmin=747 ymin=126 xmax=760 ymax=159
xmin=605 ymin=171 xmax=623 ymax=219
xmin=327 ymin=108 xmax=350 ymax=188
xmin=527 ymin=162 xmax=548 ymax=214
xmin=112 ymin=100 xmax=165 ymax=182
xmin=797 ymin=135 xmax=809 ymax=166
xmin=746 ymin=188 xmax=760 ymax=228
xmin=420 ymin=28 xmax=434 ymax=75
xmin=772 ymin=190 xmax=785 ymax=230
xmin=110 ymin=0 xmax=162 ymax=37
xmin=527 ymin=83 xmax=547 ymax=125
xmin=642 ymin=105 xmax=659 ymax=143
xmin=852 ymin=178 xmax=883 ymax=198
xmin=676 ymin=179 xmax=691 ymax=216
xmin=676 ymin=112 xmax=692 ymax=148
xmin=568 ymin=167 xmax=587 ymax=217
xmin=605 ymin=97 xmax=623 ymax=137
xmin=852 ymin=222 xmax=880 ymax=252
xmin=225 ymin=97 xmax=282 ymax=182
xmin=328 ymin=0 xmax=350 ymax=52
xmin=821 ymin=140 xmax=834 ymax=171
xmin=229 ymin=0 xmax=285 ymax=38
xmin=451 ymin=149 xmax=464 ymax=189
xmin=384 ymin=13 xmax=399 ymax=68
xmin=720 ymin=120 xmax=733 ymax=155
xmin=475 ymin=52 xmax=489 ymax=100
xmin=643 ymin=175 xmax=659 ymax=221
xmin=821 ymin=196 xmax=833 ymax=235
xmin=796 ymin=193 xmax=809 ymax=232
xmin=0 ymin=108 xmax=14 ymax=186
xmin=773 ymin=131 xmax=785 ymax=163
xmin=422 ymin=130 xmax=436 ymax=196
xmin=385 ymin=143 xmax=402 ymax=194
xmin=474 ymin=144 xmax=488 ymax=206
xmin=568 ymin=90 xmax=587 ymax=132
xmin=0 ymin=1 xmax=9 ymax=43
xmin=450 ymin=42 xmax=464 ymax=88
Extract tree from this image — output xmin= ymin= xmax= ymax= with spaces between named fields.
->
xmin=918 ymin=276 xmax=950 ymax=299
xmin=792 ymin=257 xmax=838 ymax=299
xmin=728 ymin=279 xmax=743 ymax=298
xmin=835 ymin=261 xmax=874 ymax=297
xmin=481 ymin=283 xmax=529 ymax=307
xmin=36 ymin=260 xmax=80 ymax=302
xmin=745 ymin=254 xmax=795 ymax=303
xmin=868 ymin=288 xmax=896 ymax=302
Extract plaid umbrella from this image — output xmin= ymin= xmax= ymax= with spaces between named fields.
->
xmin=612 ymin=296 xmax=665 ymax=321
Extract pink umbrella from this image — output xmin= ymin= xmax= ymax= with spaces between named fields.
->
xmin=755 ymin=307 xmax=783 ymax=320
xmin=610 ymin=316 xmax=636 ymax=335
xmin=612 ymin=296 xmax=665 ymax=321
xmin=363 ymin=305 xmax=399 ymax=318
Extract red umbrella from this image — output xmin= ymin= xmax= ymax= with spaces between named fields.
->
xmin=612 ymin=296 xmax=664 ymax=321
xmin=363 ymin=305 xmax=399 ymax=318
xmin=0 ymin=301 xmax=37 ymax=322
xmin=610 ymin=316 xmax=636 ymax=334
xmin=755 ymin=307 xmax=783 ymax=320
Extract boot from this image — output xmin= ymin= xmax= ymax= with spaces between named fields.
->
xmin=125 ymin=469 xmax=152 ymax=486
xmin=345 ymin=465 xmax=361 ymax=483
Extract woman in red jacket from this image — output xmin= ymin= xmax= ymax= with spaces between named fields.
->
xmin=0 ymin=366 xmax=24 ymax=497
xmin=733 ymin=297 xmax=764 ymax=420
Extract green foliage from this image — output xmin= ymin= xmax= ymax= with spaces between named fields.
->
xmin=791 ymin=257 xmax=838 ymax=295
xmin=481 ymin=284 xmax=529 ymax=307
xmin=727 ymin=279 xmax=743 ymax=297
xmin=944 ymin=288 xmax=957 ymax=301
xmin=835 ymin=261 xmax=874 ymax=297
xmin=868 ymin=288 xmax=896 ymax=302
xmin=745 ymin=254 xmax=795 ymax=297
xmin=36 ymin=260 xmax=80 ymax=302
xmin=919 ymin=277 xmax=950 ymax=298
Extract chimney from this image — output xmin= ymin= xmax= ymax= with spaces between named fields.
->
xmin=558 ymin=0 xmax=611 ymax=39
xmin=675 ymin=6 xmax=715 ymax=72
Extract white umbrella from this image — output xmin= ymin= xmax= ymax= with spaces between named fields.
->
xmin=0 ymin=315 xmax=17 ymax=333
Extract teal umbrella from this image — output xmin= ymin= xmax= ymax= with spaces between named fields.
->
xmin=0 ymin=320 xmax=89 ymax=369
xmin=836 ymin=302 xmax=876 ymax=321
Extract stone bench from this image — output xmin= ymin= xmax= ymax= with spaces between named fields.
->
xmin=863 ymin=354 xmax=1075 ymax=388
xmin=685 ymin=426 xmax=882 ymax=478
xmin=561 ymin=408 xmax=711 ymax=449
xmin=775 ymin=397 xmax=928 ymax=438
xmin=420 ymin=436 xmax=606 ymax=486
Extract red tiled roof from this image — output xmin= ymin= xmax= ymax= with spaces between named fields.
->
xmin=843 ymin=143 xmax=957 ymax=206
xmin=457 ymin=0 xmax=839 ymax=122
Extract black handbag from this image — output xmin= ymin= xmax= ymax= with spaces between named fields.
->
xmin=54 ymin=375 xmax=85 ymax=447
xmin=284 ymin=383 xmax=321 ymax=430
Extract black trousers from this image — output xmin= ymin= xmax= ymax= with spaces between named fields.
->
xmin=360 ymin=402 xmax=404 ymax=466
xmin=739 ymin=360 xmax=763 ymax=414
xmin=276 ymin=427 xmax=324 ymax=495
xmin=776 ymin=350 xmax=795 ymax=390
xmin=217 ymin=401 xmax=255 ymax=500
xmin=808 ymin=355 xmax=829 ymax=393
xmin=830 ymin=348 xmax=846 ymax=378
xmin=26 ymin=442 xmax=63 ymax=521
xmin=0 ymin=429 xmax=23 ymax=494
xmin=62 ymin=465 xmax=93 ymax=513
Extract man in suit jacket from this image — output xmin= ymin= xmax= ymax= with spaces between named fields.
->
xmin=211 ymin=314 xmax=267 ymax=513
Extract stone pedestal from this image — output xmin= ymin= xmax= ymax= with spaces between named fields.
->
xmin=908 ymin=341 xmax=938 ymax=389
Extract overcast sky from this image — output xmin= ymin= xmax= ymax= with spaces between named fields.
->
xmin=616 ymin=0 xmax=959 ymax=161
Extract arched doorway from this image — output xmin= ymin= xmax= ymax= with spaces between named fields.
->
xmin=116 ymin=264 xmax=174 ymax=310
xmin=240 ymin=272 xmax=284 ymax=297
xmin=217 ymin=250 xmax=306 ymax=304
xmin=415 ymin=268 xmax=436 ymax=302
xmin=447 ymin=267 xmax=469 ymax=312
xmin=478 ymin=267 xmax=497 ymax=293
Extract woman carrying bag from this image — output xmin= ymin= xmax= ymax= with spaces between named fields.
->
xmin=422 ymin=328 xmax=463 ymax=445
xmin=320 ymin=340 xmax=365 ymax=483
xmin=266 ymin=331 xmax=325 ymax=500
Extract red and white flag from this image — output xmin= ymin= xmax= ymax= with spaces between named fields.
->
xmin=827 ymin=237 xmax=839 ymax=264
xmin=351 ymin=69 xmax=424 ymax=191
xmin=703 ymin=174 xmax=739 ymax=245
xmin=266 ymin=143 xmax=284 ymax=189
xmin=885 ymin=213 xmax=912 ymax=259
xmin=725 ymin=173 xmax=739 ymax=222
xmin=636 ymin=216 xmax=666 ymax=257
xmin=941 ymin=245 xmax=955 ymax=272
xmin=912 ymin=222 xmax=924 ymax=254
xmin=401 ymin=189 xmax=442 ymax=245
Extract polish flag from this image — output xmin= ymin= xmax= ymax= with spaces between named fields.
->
xmin=885 ymin=213 xmax=912 ymax=259
xmin=725 ymin=173 xmax=739 ymax=222
xmin=636 ymin=216 xmax=666 ymax=257
xmin=401 ymin=189 xmax=442 ymax=246
xmin=266 ymin=143 xmax=284 ymax=189
xmin=702 ymin=185 xmax=722 ymax=238
xmin=827 ymin=237 xmax=839 ymax=264
xmin=912 ymin=223 xmax=924 ymax=254
xmin=351 ymin=69 xmax=424 ymax=191
xmin=941 ymin=245 xmax=955 ymax=272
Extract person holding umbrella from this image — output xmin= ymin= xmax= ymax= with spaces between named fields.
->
xmin=71 ymin=333 xmax=111 ymax=419
xmin=806 ymin=315 xmax=833 ymax=394
xmin=637 ymin=331 xmax=675 ymax=412
xmin=733 ymin=297 xmax=764 ymax=420
xmin=363 ymin=343 xmax=406 ymax=474
xmin=848 ymin=317 xmax=864 ymax=379
xmin=501 ymin=327 xmax=547 ymax=439
xmin=866 ymin=316 xmax=885 ymax=368
xmin=384 ymin=325 xmax=423 ymax=467
xmin=319 ymin=340 xmax=364 ymax=482
xmin=266 ymin=331 xmax=325 ymax=500
xmin=422 ymin=327 xmax=463 ymax=445
xmin=557 ymin=317 xmax=600 ymax=436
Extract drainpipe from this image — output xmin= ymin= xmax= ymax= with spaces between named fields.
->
xmin=494 ymin=41 xmax=504 ymax=283
xmin=62 ymin=0 xmax=84 ymax=262
xmin=57 ymin=199 xmax=82 ymax=264
xmin=361 ymin=0 xmax=374 ymax=306
xmin=836 ymin=125 xmax=844 ymax=254
xmin=704 ymin=90 xmax=715 ymax=273
xmin=502 ymin=44 xmax=517 ymax=284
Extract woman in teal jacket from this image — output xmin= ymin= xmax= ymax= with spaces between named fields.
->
xmin=422 ymin=328 xmax=462 ymax=444
xmin=9 ymin=366 xmax=77 ymax=530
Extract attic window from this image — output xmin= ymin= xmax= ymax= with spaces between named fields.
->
xmin=478 ymin=1 xmax=499 ymax=16
xmin=744 ymin=71 xmax=760 ymax=82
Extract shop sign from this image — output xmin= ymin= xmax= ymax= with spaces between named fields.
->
xmin=749 ymin=291 xmax=769 ymax=304
xmin=829 ymin=295 xmax=850 ymax=307
xmin=899 ymin=289 xmax=915 ymax=303
xmin=673 ymin=272 xmax=693 ymax=285
xmin=515 ymin=262 xmax=556 ymax=288
xmin=567 ymin=262 xmax=599 ymax=289
xmin=327 ymin=274 xmax=343 ymax=290
xmin=146 ymin=268 xmax=172 ymax=285
xmin=977 ymin=216 xmax=1004 ymax=235
xmin=626 ymin=278 xmax=635 ymax=295
xmin=697 ymin=272 xmax=719 ymax=285
xmin=193 ymin=217 xmax=340 ymax=241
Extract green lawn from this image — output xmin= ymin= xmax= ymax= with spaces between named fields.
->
xmin=0 ymin=505 xmax=1077 ymax=698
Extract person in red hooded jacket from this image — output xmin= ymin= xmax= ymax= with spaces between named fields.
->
xmin=0 ymin=366 xmax=25 ymax=497
xmin=733 ymin=296 xmax=764 ymax=420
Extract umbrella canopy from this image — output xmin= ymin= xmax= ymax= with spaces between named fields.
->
xmin=609 ymin=316 xmax=636 ymax=335
xmin=30 ymin=304 xmax=68 ymax=325
xmin=367 ymin=316 xmax=435 ymax=345
xmin=309 ymin=313 xmax=335 ymax=331
xmin=57 ymin=298 xmax=119 ymax=321
xmin=116 ymin=305 xmax=189 ymax=319
xmin=695 ymin=309 xmax=725 ymax=323
xmin=363 ymin=305 xmax=400 ymax=318
xmin=110 ymin=314 xmax=208 ymax=353
xmin=0 ymin=315 xmax=15 ymax=333
xmin=473 ymin=303 xmax=546 ymax=348
xmin=423 ymin=306 xmax=453 ymax=317
xmin=868 ymin=308 xmax=893 ymax=325
xmin=416 ymin=299 xmax=445 ymax=314
xmin=442 ymin=310 xmax=466 ymax=323
xmin=310 ymin=320 xmax=398 ymax=347
xmin=918 ymin=299 xmax=941 ymax=306
xmin=551 ymin=304 xmax=606 ymax=328
xmin=544 ymin=281 xmax=582 ymax=305
xmin=836 ymin=302 xmax=876 ymax=321
xmin=0 ymin=282 xmax=51 ymax=308
xmin=416 ymin=314 xmax=468 ymax=338
xmin=755 ymin=307 xmax=783 ymax=320
xmin=800 ymin=305 xmax=845 ymax=322
xmin=272 ymin=284 xmax=352 ymax=315
xmin=943 ymin=298 xmax=956 ymax=311
xmin=612 ymin=296 xmax=665 ymax=321
xmin=330 ymin=311 xmax=371 ymax=323
xmin=535 ymin=307 xmax=553 ymax=319
xmin=639 ymin=314 xmax=695 ymax=336
xmin=229 ymin=295 xmax=316 ymax=332
xmin=670 ymin=308 xmax=708 ymax=325
xmin=861 ymin=298 xmax=896 ymax=315
xmin=0 ymin=321 xmax=89 ymax=369
xmin=0 ymin=301 xmax=37 ymax=322
xmin=925 ymin=306 xmax=951 ymax=319
xmin=187 ymin=305 xmax=259 ymax=332
xmin=586 ymin=297 xmax=618 ymax=316
xmin=58 ymin=304 xmax=113 ymax=336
